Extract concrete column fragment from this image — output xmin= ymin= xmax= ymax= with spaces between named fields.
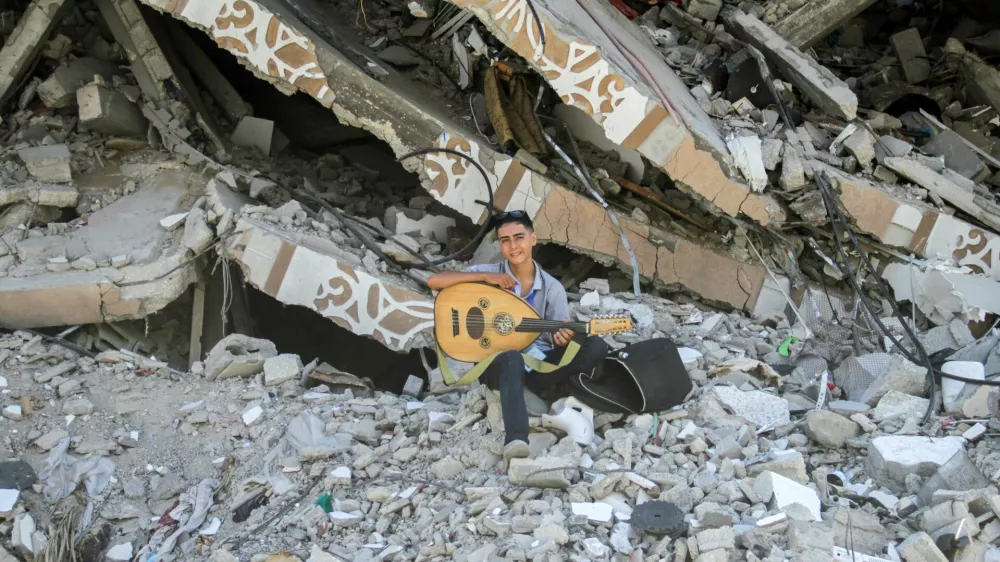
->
xmin=77 ymin=83 xmax=150 ymax=138
xmin=720 ymin=7 xmax=857 ymax=121
xmin=0 ymin=0 xmax=74 ymax=106
xmin=772 ymin=0 xmax=877 ymax=49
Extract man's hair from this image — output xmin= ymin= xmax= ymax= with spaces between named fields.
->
xmin=494 ymin=213 xmax=533 ymax=234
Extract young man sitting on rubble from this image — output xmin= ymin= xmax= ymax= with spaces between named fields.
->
xmin=427 ymin=211 xmax=608 ymax=462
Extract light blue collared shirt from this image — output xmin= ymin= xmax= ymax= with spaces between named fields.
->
xmin=464 ymin=260 xmax=569 ymax=355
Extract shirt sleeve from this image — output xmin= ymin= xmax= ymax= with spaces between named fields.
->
xmin=545 ymin=282 xmax=570 ymax=322
xmin=463 ymin=264 xmax=496 ymax=274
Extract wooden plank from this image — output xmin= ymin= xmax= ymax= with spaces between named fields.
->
xmin=188 ymin=281 xmax=206 ymax=369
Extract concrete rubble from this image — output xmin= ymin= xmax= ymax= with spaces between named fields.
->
xmin=0 ymin=0 xmax=997 ymax=561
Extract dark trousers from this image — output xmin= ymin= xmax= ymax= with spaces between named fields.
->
xmin=482 ymin=335 xmax=607 ymax=444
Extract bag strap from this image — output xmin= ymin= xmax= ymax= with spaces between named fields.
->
xmin=436 ymin=339 xmax=582 ymax=386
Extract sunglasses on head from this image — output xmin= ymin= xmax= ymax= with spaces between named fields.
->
xmin=495 ymin=210 xmax=527 ymax=221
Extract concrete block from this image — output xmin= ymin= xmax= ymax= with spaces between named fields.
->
xmin=843 ymin=127 xmax=877 ymax=171
xmin=923 ymin=129 xmax=987 ymax=180
xmin=77 ymin=83 xmax=149 ymax=138
xmin=917 ymin=451 xmax=989 ymax=506
xmin=713 ymin=386 xmax=790 ymax=428
xmin=181 ymin=207 xmax=213 ymax=253
xmin=263 ymin=354 xmax=302 ymax=387
xmin=866 ymin=436 xmax=965 ymax=493
xmin=18 ymin=144 xmax=71 ymax=183
xmin=36 ymin=56 xmax=121 ymax=108
xmin=805 ymin=410 xmax=860 ymax=448
xmin=829 ymin=507 xmax=886 ymax=555
xmin=779 ymin=146 xmax=806 ymax=189
xmin=890 ymin=28 xmax=930 ymax=84
xmin=686 ymin=0 xmax=722 ymax=22
xmin=230 ymin=116 xmax=275 ymax=156
xmin=32 ymin=184 xmax=77 ymax=207
xmin=897 ymin=531 xmax=948 ymax=562
xmin=859 ymin=355 xmax=927 ymax=406
xmin=872 ymin=390 xmax=930 ymax=421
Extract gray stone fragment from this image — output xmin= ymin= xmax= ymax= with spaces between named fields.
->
xmin=686 ymin=0 xmax=722 ymax=21
xmin=859 ymin=355 xmax=927 ymax=406
xmin=779 ymin=146 xmax=806 ymax=189
xmin=896 ymin=531 xmax=948 ymax=562
xmin=203 ymin=334 xmax=277 ymax=380
xmin=922 ymin=130 xmax=986 ymax=179
xmin=77 ymin=83 xmax=148 ymax=138
xmin=872 ymin=390 xmax=929 ymax=421
xmin=37 ymin=56 xmax=121 ymax=108
xmin=804 ymin=410 xmax=860 ymax=448
xmin=263 ymin=354 xmax=302 ymax=387
xmin=508 ymin=457 xmax=572 ymax=488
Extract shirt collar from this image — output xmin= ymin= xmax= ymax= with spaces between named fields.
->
xmin=503 ymin=260 xmax=544 ymax=294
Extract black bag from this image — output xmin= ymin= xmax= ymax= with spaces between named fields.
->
xmin=566 ymin=338 xmax=693 ymax=414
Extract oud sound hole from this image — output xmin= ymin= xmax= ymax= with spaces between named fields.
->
xmin=466 ymin=307 xmax=484 ymax=339
xmin=493 ymin=312 xmax=514 ymax=336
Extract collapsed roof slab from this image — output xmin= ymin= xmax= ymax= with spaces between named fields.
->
xmin=451 ymin=0 xmax=785 ymax=226
xmin=822 ymin=164 xmax=1000 ymax=283
xmin=225 ymin=219 xmax=435 ymax=352
xmin=0 ymin=169 xmax=202 ymax=328
xmin=134 ymin=0 xmax=791 ymax=321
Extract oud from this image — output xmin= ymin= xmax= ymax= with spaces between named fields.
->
xmin=434 ymin=283 xmax=632 ymax=362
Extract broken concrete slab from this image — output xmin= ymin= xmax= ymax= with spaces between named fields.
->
xmin=890 ymin=28 xmax=931 ymax=85
xmin=225 ymin=220 xmax=435 ymax=352
xmin=866 ymin=436 xmax=965 ymax=493
xmin=450 ymin=0 xmax=783 ymax=226
xmin=0 ymin=185 xmax=78 ymax=208
xmin=772 ymin=0 xmax=877 ymax=48
xmin=17 ymin=145 xmax=72 ymax=183
xmin=720 ymin=7 xmax=858 ymax=120
xmin=0 ymin=0 xmax=74 ymax=106
xmin=883 ymin=157 xmax=1000 ymax=233
xmin=77 ymin=83 xmax=149 ymax=138
xmin=36 ymin=57 xmax=122 ymax=108
xmin=94 ymin=0 xmax=173 ymax=102
xmin=713 ymin=386 xmax=790 ymax=428
xmin=883 ymin=263 xmax=1000 ymax=325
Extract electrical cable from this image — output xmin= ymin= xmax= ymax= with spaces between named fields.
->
xmin=534 ymin=113 xmax=642 ymax=297
xmin=523 ymin=0 xmax=547 ymax=50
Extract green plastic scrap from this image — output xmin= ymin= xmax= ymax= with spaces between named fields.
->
xmin=315 ymin=492 xmax=333 ymax=513
xmin=777 ymin=336 xmax=800 ymax=357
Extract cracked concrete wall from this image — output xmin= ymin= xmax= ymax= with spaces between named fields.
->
xmin=451 ymin=0 xmax=785 ymax=226
xmin=534 ymin=188 xmax=771 ymax=312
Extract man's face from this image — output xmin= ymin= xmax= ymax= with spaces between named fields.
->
xmin=497 ymin=222 xmax=536 ymax=266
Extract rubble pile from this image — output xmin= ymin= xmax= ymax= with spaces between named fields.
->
xmin=0 ymin=0 xmax=1000 ymax=560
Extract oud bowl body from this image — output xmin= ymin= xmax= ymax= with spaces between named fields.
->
xmin=434 ymin=283 xmax=542 ymax=362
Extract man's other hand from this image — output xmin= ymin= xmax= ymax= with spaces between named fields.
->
xmin=553 ymin=320 xmax=573 ymax=347
xmin=483 ymin=272 xmax=517 ymax=291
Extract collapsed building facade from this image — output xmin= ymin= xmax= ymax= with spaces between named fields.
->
xmin=2 ymin=0 xmax=1000 ymax=560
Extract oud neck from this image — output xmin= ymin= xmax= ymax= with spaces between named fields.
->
xmin=515 ymin=318 xmax=588 ymax=334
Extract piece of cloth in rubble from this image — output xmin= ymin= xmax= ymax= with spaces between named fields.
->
xmin=483 ymin=65 xmax=548 ymax=156
xmin=152 ymin=478 xmax=219 ymax=557
xmin=39 ymin=436 xmax=114 ymax=540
